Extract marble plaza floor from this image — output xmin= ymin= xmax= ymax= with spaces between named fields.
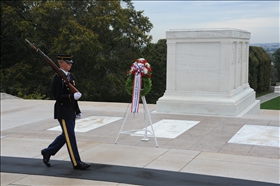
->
xmin=1 ymin=93 xmax=279 ymax=186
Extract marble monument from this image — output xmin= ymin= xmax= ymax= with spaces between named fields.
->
xmin=274 ymin=85 xmax=280 ymax=93
xmin=156 ymin=29 xmax=260 ymax=116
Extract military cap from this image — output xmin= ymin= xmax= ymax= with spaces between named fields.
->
xmin=57 ymin=54 xmax=73 ymax=63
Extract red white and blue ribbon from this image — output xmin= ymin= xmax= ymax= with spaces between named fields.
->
xmin=131 ymin=72 xmax=141 ymax=113
xmin=131 ymin=62 xmax=144 ymax=113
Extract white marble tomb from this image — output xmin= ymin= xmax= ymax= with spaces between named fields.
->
xmin=274 ymin=85 xmax=280 ymax=93
xmin=156 ymin=28 xmax=260 ymax=116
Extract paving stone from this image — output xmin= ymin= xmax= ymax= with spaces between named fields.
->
xmin=1 ymin=94 xmax=279 ymax=185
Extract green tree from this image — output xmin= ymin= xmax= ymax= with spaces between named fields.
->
xmin=1 ymin=1 xmax=46 ymax=98
xmin=142 ymin=39 xmax=167 ymax=103
xmin=249 ymin=46 xmax=272 ymax=93
xmin=70 ymin=0 xmax=153 ymax=102
xmin=270 ymin=65 xmax=278 ymax=86
xmin=272 ymin=48 xmax=280 ymax=81
xmin=1 ymin=0 xmax=153 ymax=102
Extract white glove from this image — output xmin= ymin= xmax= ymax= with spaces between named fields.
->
xmin=74 ymin=92 xmax=82 ymax=100
xmin=76 ymin=113 xmax=82 ymax=119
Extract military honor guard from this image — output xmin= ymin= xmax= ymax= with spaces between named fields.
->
xmin=41 ymin=54 xmax=90 ymax=170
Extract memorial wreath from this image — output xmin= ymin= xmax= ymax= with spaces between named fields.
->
xmin=126 ymin=58 xmax=152 ymax=113
xmin=125 ymin=58 xmax=152 ymax=97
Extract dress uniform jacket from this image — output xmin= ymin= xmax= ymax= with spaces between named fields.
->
xmin=52 ymin=72 xmax=80 ymax=119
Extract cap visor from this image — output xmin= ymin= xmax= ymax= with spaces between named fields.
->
xmin=65 ymin=60 xmax=73 ymax=63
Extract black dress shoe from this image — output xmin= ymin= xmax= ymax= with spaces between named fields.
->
xmin=74 ymin=162 xmax=91 ymax=170
xmin=41 ymin=149 xmax=51 ymax=167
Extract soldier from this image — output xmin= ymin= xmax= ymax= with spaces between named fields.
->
xmin=41 ymin=54 xmax=90 ymax=170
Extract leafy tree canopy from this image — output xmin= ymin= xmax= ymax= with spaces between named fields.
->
xmin=272 ymin=48 xmax=280 ymax=81
xmin=1 ymin=0 xmax=153 ymax=101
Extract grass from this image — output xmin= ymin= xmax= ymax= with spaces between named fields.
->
xmin=260 ymin=96 xmax=280 ymax=110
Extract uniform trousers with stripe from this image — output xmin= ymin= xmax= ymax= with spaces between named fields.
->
xmin=45 ymin=119 xmax=81 ymax=167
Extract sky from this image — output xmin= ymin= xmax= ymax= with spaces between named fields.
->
xmin=132 ymin=1 xmax=279 ymax=44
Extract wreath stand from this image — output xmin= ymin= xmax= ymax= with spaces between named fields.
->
xmin=115 ymin=96 xmax=158 ymax=147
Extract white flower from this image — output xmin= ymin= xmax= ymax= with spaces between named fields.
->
xmin=143 ymin=68 xmax=148 ymax=74
xmin=145 ymin=62 xmax=150 ymax=68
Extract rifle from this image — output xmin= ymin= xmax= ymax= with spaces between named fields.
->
xmin=25 ymin=39 xmax=78 ymax=93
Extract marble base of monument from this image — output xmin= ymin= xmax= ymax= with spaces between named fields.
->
xmin=274 ymin=86 xmax=280 ymax=93
xmin=156 ymin=84 xmax=260 ymax=117
xmin=156 ymin=29 xmax=260 ymax=117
